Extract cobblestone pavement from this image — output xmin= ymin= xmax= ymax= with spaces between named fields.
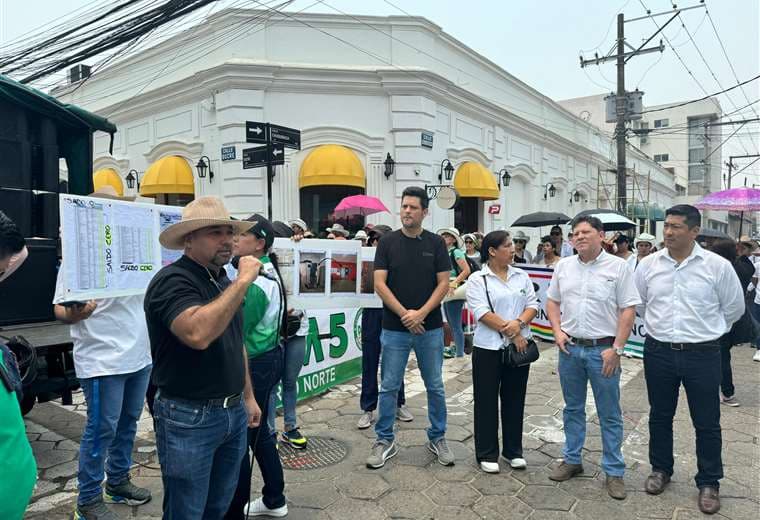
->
xmin=24 ymin=342 xmax=760 ymax=519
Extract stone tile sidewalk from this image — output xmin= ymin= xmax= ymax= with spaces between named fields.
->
xmin=24 ymin=342 xmax=760 ymax=519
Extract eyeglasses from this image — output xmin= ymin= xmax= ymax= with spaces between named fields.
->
xmin=550 ymin=231 xmax=561 ymax=236
xmin=514 ymin=240 xmax=526 ymax=244
xmin=464 ymin=240 xmax=474 ymax=244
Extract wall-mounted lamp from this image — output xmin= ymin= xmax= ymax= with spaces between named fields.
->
xmin=383 ymin=153 xmax=395 ymax=179
xmin=544 ymin=183 xmax=556 ymax=199
xmin=195 ymin=155 xmax=214 ymax=182
xmin=125 ymin=169 xmax=139 ymax=190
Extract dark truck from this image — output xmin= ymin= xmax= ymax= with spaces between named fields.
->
xmin=0 ymin=73 xmax=116 ymax=414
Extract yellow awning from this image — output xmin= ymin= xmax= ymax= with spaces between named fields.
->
xmin=93 ymin=168 xmax=124 ymax=196
xmin=140 ymin=156 xmax=195 ymax=196
xmin=453 ymin=161 xmax=499 ymax=200
xmin=299 ymin=144 xmax=365 ymax=189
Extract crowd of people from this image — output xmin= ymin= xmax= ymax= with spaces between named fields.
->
xmin=1 ymin=184 xmax=758 ymax=519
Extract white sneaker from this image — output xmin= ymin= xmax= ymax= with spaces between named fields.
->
xmin=503 ymin=457 xmax=527 ymax=469
xmin=480 ymin=461 xmax=500 ymax=473
xmin=356 ymin=411 xmax=374 ymax=429
xmin=753 ymin=350 xmax=760 ymax=362
xmin=244 ymin=497 xmax=288 ymax=517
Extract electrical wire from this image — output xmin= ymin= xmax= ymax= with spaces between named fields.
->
xmin=634 ymin=74 xmax=760 ymax=115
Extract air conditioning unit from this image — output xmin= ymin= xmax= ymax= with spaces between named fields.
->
xmin=68 ymin=64 xmax=92 ymax=84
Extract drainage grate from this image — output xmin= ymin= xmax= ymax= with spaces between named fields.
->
xmin=279 ymin=436 xmax=348 ymax=470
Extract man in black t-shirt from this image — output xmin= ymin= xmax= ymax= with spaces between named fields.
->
xmin=144 ymin=197 xmax=263 ymax=519
xmin=366 ymin=186 xmax=454 ymax=469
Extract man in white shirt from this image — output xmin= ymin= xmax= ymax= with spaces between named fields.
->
xmin=753 ymin=262 xmax=760 ymax=362
xmin=634 ymin=204 xmax=744 ymax=515
xmin=546 ymin=215 xmax=640 ymax=500
xmin=53 ymin=186 xmax=153 ymax=520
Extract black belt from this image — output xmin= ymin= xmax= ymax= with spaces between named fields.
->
xmin=158 ymin=391 xmax=242 ymax=409
xmin=647 ymin=338 xmax=720 ymax=352
xmin=570 ymin=336 xmax=615 ymax=347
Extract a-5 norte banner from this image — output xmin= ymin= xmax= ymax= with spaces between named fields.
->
xmin=521 ymin=264 xmax=646 ymax=358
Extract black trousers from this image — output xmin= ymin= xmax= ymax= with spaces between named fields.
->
xmin=472 ymin=346 xmax=530 ymax=462
xmin=360 ymin=308 xmax=405 ymax=412
xmin=643 ymin=337 xmax=723 ymax=489
xmin=718 ymin=333 xmax=734 ymax=398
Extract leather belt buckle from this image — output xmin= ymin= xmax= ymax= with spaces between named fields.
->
xmin=669 ymin=342 xmax=686 ymax=351
xmin=222 ymin=394 xmax=236 ymax=408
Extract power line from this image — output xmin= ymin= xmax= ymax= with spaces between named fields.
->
xmin=635 ymin=73 xmax=760 ymax=115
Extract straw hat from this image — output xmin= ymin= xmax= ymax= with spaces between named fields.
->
xmin=353 ymin=230 xmax=368 ymax=241
xmin=739 ymin=235 xmax=759 ymax=250
xmin=326 ymin=223 xmax=350 ymax=237
xmin=89 ymin=185 xmax=135 ymax=201
xmin=288 ymin=218 xmax=308 ymax=233
xmin=511 ymin=230 xmax=530 ymax=244
xmin=635 ymin=233 xmax=656 ymax=246
xmin=437 ymin=227 xmax=463 ymax=249
xmin=159 ymin=196 xmax=255 ymax=250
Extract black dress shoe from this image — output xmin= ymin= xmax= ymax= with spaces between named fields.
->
xmin=698 ymin=486 xmax=720 ymax=515
xmin=644 ymin=471 xmax=670 ymax=495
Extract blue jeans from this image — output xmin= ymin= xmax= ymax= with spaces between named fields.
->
xmin=750 ymin=300 xmax=760 ymax=348
xmin=77 ymin=365 xmax=151 ymax=506
xmin=154 ymin=393 xmax=248 ymax=519
xmin=644 ymin=338 xmax=723 ymax=489
xmin=267 ymin=335 xmax=306 ymax=433
xmin=443 ymin=300 xmax=465 ymax=357
xmin=227 ymin=347 xmax=285 ymax=517
xmin=375 ymin=328 xmax=447 ymax=443
xmin=558 ymin=344 xmax=625 ymax=477
xmin=360 ymin=308 xmax=405 ymax=412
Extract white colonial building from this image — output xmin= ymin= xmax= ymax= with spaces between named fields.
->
xmin=55 ymin=9 xmax=674 ymax=241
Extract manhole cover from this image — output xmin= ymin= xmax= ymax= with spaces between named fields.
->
xmin=279 ymin=436 xmax=348 ymax=470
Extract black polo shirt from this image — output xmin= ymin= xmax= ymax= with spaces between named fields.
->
xmin=374 ymin=229 xmax=450 ymax=332
xmin=144 ymin=255 xmax=245 ymax=400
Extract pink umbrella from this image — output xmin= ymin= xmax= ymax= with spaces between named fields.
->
xmin=333 ymin=195 xmax=390 ymax=218
xmin=694 ymin=187 xmax=760 ymax=211
xmin=694 ymin=187 xmax=760 ymax=237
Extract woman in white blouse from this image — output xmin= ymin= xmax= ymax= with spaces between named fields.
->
xmin=466 ymin=230 xmax=539 ymax=474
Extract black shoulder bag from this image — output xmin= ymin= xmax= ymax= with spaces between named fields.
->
xmin=482 ymin=274 xmax=540 ymax=367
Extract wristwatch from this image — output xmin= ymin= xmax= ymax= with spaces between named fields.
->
xmin=517 ymin=319 xmax=527 ymax=330
xmin=613 ymin=346 xmax=625 ymax=356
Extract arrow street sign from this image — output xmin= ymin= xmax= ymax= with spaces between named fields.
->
xmin=245 ymin=121 xmax=267 ymax=144
xmin=269 ymin=123 xmax=301 ymax=150
xmin=242 ymin=146 xmax=268 ymax=169
xmin=270 ymin=144 xmax=285 ymax=165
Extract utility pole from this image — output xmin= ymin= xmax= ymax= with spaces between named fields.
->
xmin=726 ymin=159 xmax=734 ymax=189
xmin=615 ymin=14 xmax=627 ymax=214
xmin=580 ymin=3 xmax=704 ymax=213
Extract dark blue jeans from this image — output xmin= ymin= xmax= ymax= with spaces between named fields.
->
xmin=154 ymin=393 xmax=248 ymax=519
xmin=643 ymin=337 xmax=723 ymax=489
xmin=226 ymin=347 xmax=285 ymax=518
xmin=360 ymin=308 xmax=405 ymax=412
xmin=78 ymin=365 xmax=151 ymax=506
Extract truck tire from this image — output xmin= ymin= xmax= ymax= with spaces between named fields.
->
xmin=20 ymin=393 xmax=35 ymax=416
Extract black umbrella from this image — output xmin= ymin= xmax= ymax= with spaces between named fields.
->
xmin=511 ymin=211 xmax=570 ymax=228
xmin=697 ymin=227 xmax=730 ymax=240
xmin=272 ymin=221 xmax=294 ymax=238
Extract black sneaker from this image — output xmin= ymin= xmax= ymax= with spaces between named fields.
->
xmin=281 ymin=428 xmax=308 ymax=449
xmin=73 ymin=498 xmax=119 ymax=520
xmin=104 ymin=476 xmax=152 ymax=506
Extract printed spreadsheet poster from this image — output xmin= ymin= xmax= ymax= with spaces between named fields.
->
xmin=55 ymin=194 xmax=182 ymax=303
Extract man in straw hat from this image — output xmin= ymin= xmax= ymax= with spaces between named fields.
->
xmin=144 ymin=196 xmax=263 ymax=519
xmin=53 ymin=185 xmax=151 ymax=520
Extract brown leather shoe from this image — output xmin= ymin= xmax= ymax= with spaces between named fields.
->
xmin=698 ymin=486 xmax=720 ymax=514
xmin=644 ymin=471 xmax=671 ymax=495
xmin=606 ymin=475 xmax=627 ymax=500
xmin=548 ymin=461 xmax=583 ymax=482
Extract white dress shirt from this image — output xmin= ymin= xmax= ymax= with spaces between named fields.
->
xmin=547 ymin=250 xmax=641 ymax=339
xmin=54 ymin=267 xmax=152 ymax=379
xmin=634 ymin=244 xmax=745 ymax=343
xmin=560 ymin=241 xmax=575 ymax=258
xmin=755 ymin=262 xmax=760 ymax=305
xmin=466 ymin=264 xmax=539 ymax=351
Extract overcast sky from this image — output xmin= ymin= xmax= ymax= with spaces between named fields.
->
xmin=2 ymin=0 xmax=758 ymax=178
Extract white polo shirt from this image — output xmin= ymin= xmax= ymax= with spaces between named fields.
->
xmin=466 ymin=264 xmax=539 ymax=351
xmin=634 ymin=244 xmax=745 ymax=343
xmin=547 ymin=250 xmax=641 ymax=339
xmin=54 ymin=268 xmax=151 ymax=379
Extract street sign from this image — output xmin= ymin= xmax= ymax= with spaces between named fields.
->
xmin=488 ymin=204 xmax=501 ymax=215
xmin=242 ymin=146 xmax=268 ymax=169
xmin=421 ymin=131 xmax=434 ymax=149
xmin=245 ymin=121 xmax=267 ymax=144
xmin=269 ymin=123 xmax=301 ymax=150
xmin=270 ymin=144 xmax=285 ymax=166
xmin=221 ymin=146 xmax=236 ymax=161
